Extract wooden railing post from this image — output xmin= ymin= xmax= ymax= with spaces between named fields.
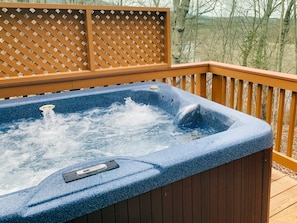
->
xmin=212 ymin=74 xmax=225 ymax=104
xmin=196 ymin=73 xmax=207 ymax=98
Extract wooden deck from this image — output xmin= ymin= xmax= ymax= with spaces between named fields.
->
xmin=270 ymin=168 xmax=297 ymax=222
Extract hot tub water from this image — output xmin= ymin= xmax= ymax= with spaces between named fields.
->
xmin=0 ymin=97 xmax=217 ymax=196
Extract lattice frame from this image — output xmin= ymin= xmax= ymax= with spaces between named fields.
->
xmin=0 ymin=7 xmax=88 ymax=77
xmin=0 ymin=3 xmax=170 ymax=78
xmin=92 ymin=9 xmax=167 ymax=69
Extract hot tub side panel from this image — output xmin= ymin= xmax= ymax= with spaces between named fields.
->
xmin=66 ymin=148 xmax=272 ymax=223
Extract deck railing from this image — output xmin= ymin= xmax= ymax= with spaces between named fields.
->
xmin=204 ymin=62 xmax=297 ymax=172
xmin=152 ymin=61 xmax=297 ymax=173
xmin=1 ymin=3 xmax=297 ymax=173
xmin=2 ymin=61 xmax=297 ymax=172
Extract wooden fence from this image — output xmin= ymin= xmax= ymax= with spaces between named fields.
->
xmin=0 ymin=3 xmax=170 ymax=97
xmin=1 ymin=3 xmax=297 ymax=173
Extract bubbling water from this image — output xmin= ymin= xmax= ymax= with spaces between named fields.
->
xmin=0 ymin=98 xmax=215 ymax=196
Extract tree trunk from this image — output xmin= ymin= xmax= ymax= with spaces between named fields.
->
xmin=172 ymin=0 xmax=191 ymax=64
xmin=276 ymin=0 xmax=295 ymax=72
xmin=253 ymin=0 xmax=274 ymax=69
xmin=221 ymin=0 xmax=237 ymax=62
xmin=239 ymin=2 xmax=260 ymax=67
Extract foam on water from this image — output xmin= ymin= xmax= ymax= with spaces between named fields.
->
xmin=0 ymin=98 xmax=215 ymax=196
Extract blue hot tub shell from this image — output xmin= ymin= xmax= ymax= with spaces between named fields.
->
xmin=0 ymin=82 xmax=272 ymax=223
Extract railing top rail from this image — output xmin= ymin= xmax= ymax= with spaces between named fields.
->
xmin=3 ymin=60 xmax=297 ymax=95
xmin=0 ymin=62 xmax=210 ymax=87
xmin=208 ymin=61 xmax=297 ymax=91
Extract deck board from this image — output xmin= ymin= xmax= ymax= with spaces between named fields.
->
xmin=270 ymin=168 xmax=297 ymax=223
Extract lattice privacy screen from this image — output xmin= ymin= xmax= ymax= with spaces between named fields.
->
xmin=0 ymin=4 xmax=170 ymax=78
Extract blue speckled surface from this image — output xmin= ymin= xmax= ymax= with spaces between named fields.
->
xmin=0 ymin=82 xmax=273 ymax=223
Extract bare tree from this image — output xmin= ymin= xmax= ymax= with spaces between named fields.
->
xmin=220 ymin=0 xmax=237 ymax=62
xmin=238 ymin=1 xmax=261 ymax=66
xmin=152 ymin=0 xmax=161 ymax=7
xmin=181 ymin=0 xmax=217 ymax=62
xmin=253 ymin=0 xmax=276 ymax=69
xmin=275 ymin=0 xmax=295 ymax=72
xmin=172 ymin=0 xmax=191 ymax=64
xmin=172 ymin=0 xmax=218 ymax=64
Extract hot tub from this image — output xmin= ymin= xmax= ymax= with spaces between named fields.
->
xmin=0 ymin=82 xmax=272 ymax=223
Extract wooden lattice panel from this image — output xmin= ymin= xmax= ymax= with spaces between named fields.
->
xmin=92 ymin=9 xmax=167 ymax=69
xmin=0 ymin=3 xmax=170 ymax=97
xmin=0 ymin=7 xmax=88 ymax=77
